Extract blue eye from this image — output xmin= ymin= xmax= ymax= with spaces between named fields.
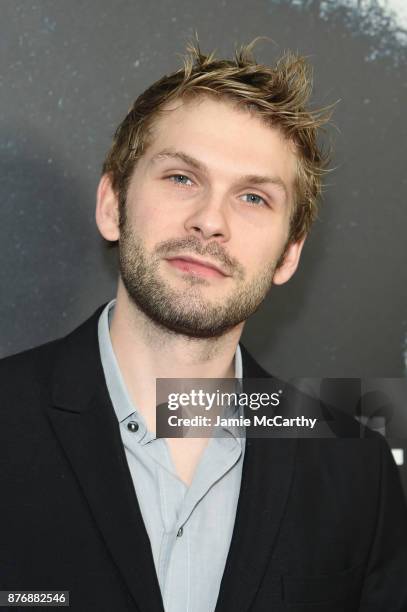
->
xmin=168 ymin=174 xmax=193 ymax=186
xmin=241 ymin=193 xmax=267 ymax=206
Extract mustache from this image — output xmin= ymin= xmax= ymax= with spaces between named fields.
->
xmin=154 ymin=236 xmax=244 ymax=279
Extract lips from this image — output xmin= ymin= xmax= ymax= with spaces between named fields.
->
xmin=165 ymin=256 xmax=229 ymax=278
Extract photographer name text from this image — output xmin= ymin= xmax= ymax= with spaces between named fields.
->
xmin=167 ymin=414 xmax=318 ymax=429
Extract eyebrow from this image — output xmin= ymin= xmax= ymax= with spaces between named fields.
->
xmin=149 ymin=148 xmax=289 ymax=200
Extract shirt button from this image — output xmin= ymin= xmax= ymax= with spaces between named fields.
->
xmin=127 ymin=421 xmax=139 ymax=432
xmin=177 ymin=526 xmax=184 ymax=537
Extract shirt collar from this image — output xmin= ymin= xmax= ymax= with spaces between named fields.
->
xmin=98 ymin=299 xmax=138 ymax=425
xmin=98 ymin=298 xmax=244 ymax=432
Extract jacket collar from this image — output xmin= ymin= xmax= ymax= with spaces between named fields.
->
xmin=49 ymin=305 xmax=297 ymax=612
xmin=51 ymin=305 xmax=270 ymax=413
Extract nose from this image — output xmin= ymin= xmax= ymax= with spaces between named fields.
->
xmin=183 ymin=191 xmax=231 ymax=242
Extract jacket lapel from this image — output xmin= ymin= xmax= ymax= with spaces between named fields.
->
xmin=47 ymin=306 xmax=165 ymax=612
xmin=215 ymin=345 xmax=298 ymax=612
xmin=47 ymin=308 xmax=297 ymax=612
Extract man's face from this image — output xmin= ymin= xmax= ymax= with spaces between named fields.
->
xmin=112 ymin=96 xmax=302 ymax=338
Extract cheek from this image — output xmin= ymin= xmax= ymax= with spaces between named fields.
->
xmin=237 ymin=226 xmax=289 ymax=270
xmin=132 ymin=206 xmax=180 ymax=249
xmin=125 ymin=186 xmax=170 ymax=233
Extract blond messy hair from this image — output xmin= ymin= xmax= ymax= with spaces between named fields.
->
xmin=102 ymin=38 xmax=333 ymax=245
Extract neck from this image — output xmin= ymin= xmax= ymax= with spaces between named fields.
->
xmin=109 ymin=280 xmax=244 ymax=430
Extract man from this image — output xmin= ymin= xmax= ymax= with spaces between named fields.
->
xmin=1 ymin=40 xmax=407 ymax=612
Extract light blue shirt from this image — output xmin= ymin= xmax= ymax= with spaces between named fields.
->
xmin=98 ymin=299 xmax=245 ymax=612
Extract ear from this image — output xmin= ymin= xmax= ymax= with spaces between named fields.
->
xmin=95 ymin=174 xmax=120 ymax=242
xmin=273 ymin=236 xmax=306 ymax=285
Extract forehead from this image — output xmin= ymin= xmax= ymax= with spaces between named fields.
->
xmin=142 ymin=96 xmax=298 ymax=193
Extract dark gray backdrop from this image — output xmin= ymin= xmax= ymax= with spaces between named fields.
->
xmin=2 ymin=0 xmax=407 ymax=486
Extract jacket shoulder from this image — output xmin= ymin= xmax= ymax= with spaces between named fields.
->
xmin=0 ymin=338 xmax=61 ymax=374
xmin=0 ymin=339 xmax=62 ymax=399
xmin=0 ymin=304 xmax=105 ymax=385
xmin=0 ymin=304 xmax=105 ymax=411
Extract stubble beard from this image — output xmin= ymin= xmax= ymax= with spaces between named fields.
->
xmin=118 ymin=220 xmax=279 ymax=339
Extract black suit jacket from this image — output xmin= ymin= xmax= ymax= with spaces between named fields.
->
xmin=1 ymin=305 xmax=407 ymax=611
